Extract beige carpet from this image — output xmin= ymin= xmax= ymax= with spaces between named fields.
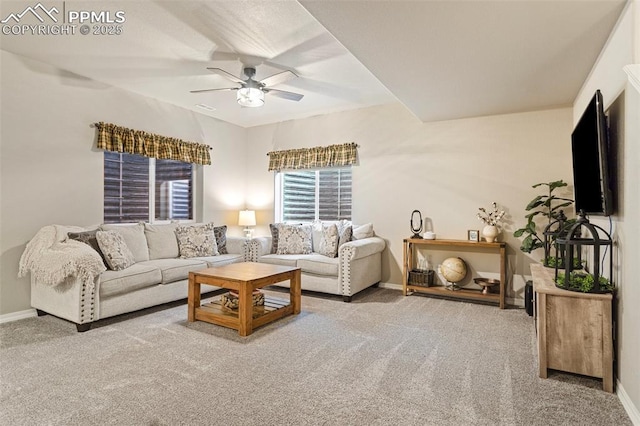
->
xmin=0 ymin=287 xmax=631 ymax=425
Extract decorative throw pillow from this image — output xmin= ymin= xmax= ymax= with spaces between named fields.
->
xmin=100 ymin=223 xmax=149 ymax=262
xmin=269 ymin=223 xmax=280 ymax=254
xmin=276 ymin=224 xmax=313 ymax=255
xmin=67 ymin=230 xmax=108 ymax=267
xmin=318 ymin=224 xmax=339 ymax=258
xmin=338 ymin=225 xmax=353 ymax=249
xmin=96 ymin=230 xmax=135 ymax=271
xmin=311 ymin=220 xmax=325 ymax=253
xmin=57 ymin=225 xmax=92 ymax=242
xmin=175 ymin=223 xmax=219 ymax=258
xmin=214 ymin=225 xmax=228 ymax=255
xmin=338 ymin=219 xmax=352 ymax=233
xmin=352 ymin=223 xmax=374 ymax=240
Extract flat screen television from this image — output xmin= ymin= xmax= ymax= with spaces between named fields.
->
xmin=571 ymin=89 xmax=613 ymax=216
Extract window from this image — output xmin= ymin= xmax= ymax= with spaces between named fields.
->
xmin=155 ymin=159 xmax=192 ymax=221
xmin=104 ymin=151 xmax=193 ymax=223
xmin=277 ymin=168 xmax=352 ymax=222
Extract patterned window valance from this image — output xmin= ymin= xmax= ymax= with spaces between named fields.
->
xmin=95 ymin=122 xmax=211 ymax=165
xmin=267 ymin=142 xmax=358 ymax=171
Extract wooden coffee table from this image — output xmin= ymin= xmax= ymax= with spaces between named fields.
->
xmin=188 ymin=262 xmax=301 ymax=336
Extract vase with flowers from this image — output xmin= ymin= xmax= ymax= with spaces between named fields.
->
xmin=477 ymin=202 xmax=505 ymax=243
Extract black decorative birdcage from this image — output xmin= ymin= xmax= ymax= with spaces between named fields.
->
xmin=542 ymin=210 xmax=580 ymax=268
xmin=554 ymin=211 xmax=614 ymax=294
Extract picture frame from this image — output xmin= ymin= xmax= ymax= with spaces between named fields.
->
xmin=467 ymin=230 xmax=480 ymax=242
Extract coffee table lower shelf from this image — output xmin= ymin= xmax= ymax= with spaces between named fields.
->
xmin=407 ymin=284 xmax=501 ymax=304
xmin=195 ymin=296 xmax=292 ymax=332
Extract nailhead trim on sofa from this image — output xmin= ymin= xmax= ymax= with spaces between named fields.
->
xmin=79 ymin=281 xmax=96 ymax=323
xmin=248 ymin=239 xmax=266 ymax=263
xmin=245 ymin=240 xmax=258 ymax=262
xmin=339 ymin=245 xmax=355 ymax=297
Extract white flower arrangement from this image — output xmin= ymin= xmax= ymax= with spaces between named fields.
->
xmin=477 ymin=202 xmax=505 ymax=226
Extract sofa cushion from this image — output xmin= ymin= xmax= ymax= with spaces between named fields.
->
xmin=56 ymin=225 xmax=96 ymax=242
xmin=194 ymin=253 xmax=244 ymax=268
xmin=339 ymin=226 xmax=353 ymax=248
xmin=312 ymin=220 xmax=347 ymax=253
xmin=277 ymin=224 xmax=312 ymax=255
xmin=297 ymin=255 xmax=339 ymax=276
xmin=67 ymin=230 xmax=108 ymax=267
xmin=141 ymin=259 xmax=207 ymax=284
xmin=353 ymin=223 xmax=374 ymax=240
xmin=96 ymin=230 xmax=136 ymax=271
xmin=318 ymin=224 xmax=339 ymax=258
xmin=176 ymin=223 xmax=219 ymax=258
xmin=100 ymin=263 xmax=162 ymax=298
xmin=144 ymin=223 xmax=179 ymax=260
xmin=101 ymin=223 xmax=149 ymax=262
xmin=311 ymin=220 xmax=324 ymax=253
xmin=258 ymin=254 xmax=300 ymax=268
xmin=214 ymin=225 xmax=228 ymax=255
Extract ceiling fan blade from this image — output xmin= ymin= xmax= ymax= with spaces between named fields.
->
xmin=190 ymin=87 xmax=238 ymax=94
xmin=206 ymin=67 xmax=245 ymax=84
xmin=260 ymin=70 xmax=298 ymax=88
xmin=266 ymin=89 xmax=304 ymax=102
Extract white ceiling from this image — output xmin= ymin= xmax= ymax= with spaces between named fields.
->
xmin=0 ymin=0 xmax=627 ymax=128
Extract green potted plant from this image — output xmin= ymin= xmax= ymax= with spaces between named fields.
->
xmin=553 ymin=212 xmax=615 ymax=294
xmin=555 ymin=271 xmax=614 ymax=293
xmin=513 ymin=180 xmax=577 ymax=267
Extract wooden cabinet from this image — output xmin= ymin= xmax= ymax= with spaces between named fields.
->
xmin=402 ymin=238 xmax=507 ymax=309
xmin=531 ymin=264 xmax=614 ymax=392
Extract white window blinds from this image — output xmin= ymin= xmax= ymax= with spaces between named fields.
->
xmin=280 ymin=168 xmax=352 ymax=222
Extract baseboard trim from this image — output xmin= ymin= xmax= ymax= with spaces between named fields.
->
xmin=0 ymin=309 xmax=38 ymax=324
xmin=378 ymin=282 xmax=402 ymax=290
xmin=0 ymin=308 xmax=37 ymax=324
xmin=507 ymin=297 xmax=525 ymax=308
xmin=618 ymin=380 xmax=640 ymax=425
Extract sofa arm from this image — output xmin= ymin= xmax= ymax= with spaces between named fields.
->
xmin=338 ymin=236 xmax=385 ymax=298
xmin=226 ymin=237 xmax=253 ymax=262
xmin=31 ymin=275 xmax=99 ymax=325
xmin=226 ymin=236 xmax=248 ymax=255
xmin=339 ymin=236 xmax=386 ymax=261
xmin=250 ymin=236 xmax=273 ymax=261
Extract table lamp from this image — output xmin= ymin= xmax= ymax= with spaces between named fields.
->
xmin=238 ymin=210 xmax=256 ymax=238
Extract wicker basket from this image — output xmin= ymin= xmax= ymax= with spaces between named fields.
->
xmin=220 ymin=291 xmax=265 ymax=310
xmin=409 ymin=269 xmax=434 ymax=287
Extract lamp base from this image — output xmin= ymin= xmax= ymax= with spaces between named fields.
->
xmin=243 ymin=228 xmax=253 ymax=238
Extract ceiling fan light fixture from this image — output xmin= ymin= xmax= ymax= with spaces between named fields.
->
xmin=237 ymin=87 xmax=265 ymax=108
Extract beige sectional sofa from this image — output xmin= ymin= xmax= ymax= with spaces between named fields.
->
xmin=24 ymin=221 xmax=385 ymax=332
xmin=250 ymin=222 xmax=386 ymax=302
xmin=26 ymin=223 xmax=249 ymax=332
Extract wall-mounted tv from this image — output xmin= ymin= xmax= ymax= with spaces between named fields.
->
xmin=571 ymin=89 xmax=614 ymax=216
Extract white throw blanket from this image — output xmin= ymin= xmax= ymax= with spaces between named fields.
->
xmin=19 ymin=225 xmax=106 ymax=292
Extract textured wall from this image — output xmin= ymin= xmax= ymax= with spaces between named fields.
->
xmin=245 ymin=102 xmax=574 ymax=304
xmin=573 ymin=1 xmax=640 ymax=419
xmin=0 ymin=51 xmax=247 ymax=315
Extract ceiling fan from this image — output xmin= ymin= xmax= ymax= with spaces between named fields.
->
xmin=190 ymin=67 xmax=304 ymax=107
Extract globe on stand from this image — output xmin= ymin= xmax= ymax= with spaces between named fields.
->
xmin=439 ymin=257 xmax=467 ymax=290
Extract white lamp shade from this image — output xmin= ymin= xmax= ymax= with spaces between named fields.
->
xmin=238 ymin=210 xmax=256 ymax=226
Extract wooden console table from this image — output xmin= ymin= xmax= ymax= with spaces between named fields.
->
xmin=531 ymin=264 xmax=614 ymax=392
xmin=403 ymin=238 xmax=507 ymax=309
